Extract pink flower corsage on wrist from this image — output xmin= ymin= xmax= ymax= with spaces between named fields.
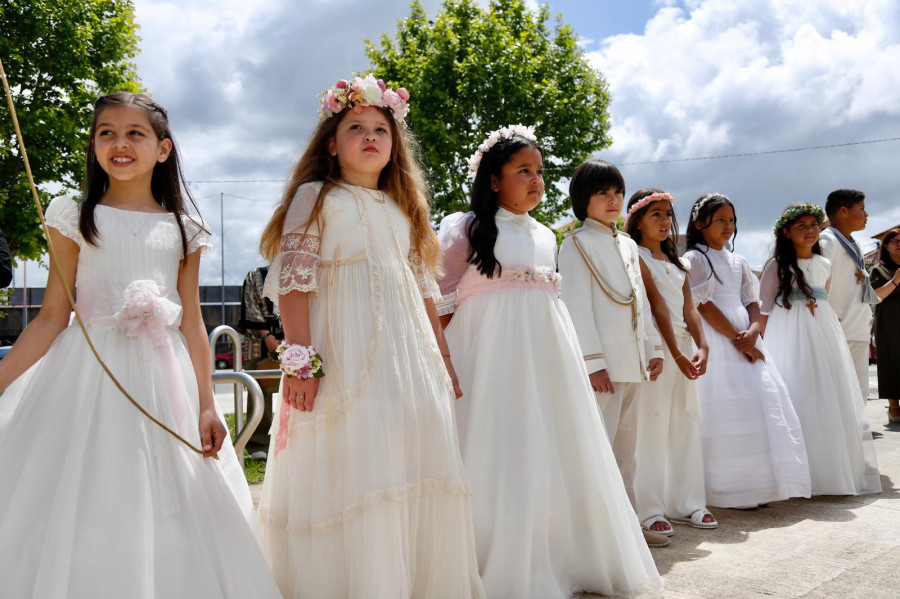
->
xmin=275 ymin=342 xmax=325 ymax=379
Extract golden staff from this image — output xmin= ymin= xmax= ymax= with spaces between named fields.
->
xmin=0 ymin=56 xmax=212 ymax=458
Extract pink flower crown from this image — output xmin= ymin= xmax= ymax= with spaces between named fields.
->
xmin=319 ymin=74 xmax=410 ymax=124
xmin=626 ymin=192 xmax=675 ymax=217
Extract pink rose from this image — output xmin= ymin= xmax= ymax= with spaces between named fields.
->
xmin=396 ymin=87 xmax=410 ymax=101
xmin=280 ymin=344 xmax=311 ymax=372
xmin=324 ymin=90 xmax=341 ymax=115
xmin=335 ymin=79 xmax=348 ymax=89
xmin=382 ymin=89 xmax=401 ymax=110
xmin=376 ymin=78 xmax=387 ymax=91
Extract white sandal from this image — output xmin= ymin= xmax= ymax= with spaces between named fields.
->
xmin=641 ymin=514 xmax=675 ymax=536
xmin=668 ymin=508 xmax=718 ymax=529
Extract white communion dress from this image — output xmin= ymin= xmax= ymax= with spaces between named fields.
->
xmin=760 ymin=255 xmax=881 ymax=495
xmin=684 ymin=245 xmax=811 ymax=508
xmin=0 ymin=196 xmax=282 ymax=599
xmin=438 ymin=208 xmax=662 ymax=599
xmin=257 ymin=182 xmax=485 ymax=599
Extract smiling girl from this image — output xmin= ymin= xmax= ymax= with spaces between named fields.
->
xmin=438 ymin=129 xmax=661 ymax=599
xmin=760 ymin=204 xmax=881 ymax=496
xmin=684 ymin=194 xmax=810 ymax=509
xmin=0 ymin=92 xmax=281 ymax=598
xmin=256 ymin=75 xmax=483 ymax=599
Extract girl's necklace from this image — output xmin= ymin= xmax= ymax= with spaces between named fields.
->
xmin=110 ymin=209 xmax=152 ymax=238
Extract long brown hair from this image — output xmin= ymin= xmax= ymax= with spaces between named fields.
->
xmin=260 ymin=107 xmax=440 ymax=272
xmin=879 ymin=228 xmax=900 ymax=270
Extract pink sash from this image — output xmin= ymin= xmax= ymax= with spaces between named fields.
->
xmin=455 ymin=264 xmax=561 ymax=306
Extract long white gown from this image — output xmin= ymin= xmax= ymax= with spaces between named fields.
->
xmin=0 ymin=196 xmax=282 ymax=599
xmin=257 ymin=182 xmax=484 ymax=599
xmin=438 ymin=209 xmax=662 ymax=599
xmin=760 ymin=255 xmax=881 ymax=495
xmin=684 ymin=245 xmax=811 ymax=508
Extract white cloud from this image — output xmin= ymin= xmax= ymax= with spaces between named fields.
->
xmin=586 ymin=0 xmax=900 ymax=267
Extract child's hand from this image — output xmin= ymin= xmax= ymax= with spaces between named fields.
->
xmin=742 ymin=347 xmax=765 ymax=363
xmin=283 ymin=374 xmax=320 ymax=412
xmin=443 ymin=357 xmax=464 ymax=399
xmin=674 ymin=354 xmax=699 ymax=380
xmin=734 ymin=326 xmax=760 ymax=352
xmin=198 ymin=407 xmax=226 ymax=458
xmin=647 ymin=358 xmax=664 ymax=381
xmin=589 ymin=370 xmax=615 ymax=394
xmin=691 ymin=347 xmax=709 ymax=376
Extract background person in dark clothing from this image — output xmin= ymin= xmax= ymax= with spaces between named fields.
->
xmin=238 ymin=266 xmax=283 ymax=459
xmin=872 ymin=228 xmax=900 ymax=423
xmin=0 ymin=225 xmax=12 ymax=288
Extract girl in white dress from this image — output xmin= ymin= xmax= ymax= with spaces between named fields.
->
xmin=625 ymin=188 xmax=717 ymax=533
xmin=256 ymin=75 xmax=484 ymax=599
xmin=684 ymin=193 xmax=811 ymax=509
xmin=760 ymin=203 xmax=881 ymax=496
xmin=0 ymin=92 xmax=281 ymax=598
xmin=438 ymin=125 xmax=662 ymax=599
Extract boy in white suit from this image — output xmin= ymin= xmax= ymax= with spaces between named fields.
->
xmin=559 ymin=160 xmax=665 ymax=521
xmin=818 ymin=189 xmax=877 ymax=404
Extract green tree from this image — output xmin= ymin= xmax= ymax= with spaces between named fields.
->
xmin=366 ymin=0 xmax=611 ymax=225
xmin=0 ymin=0 xmax=140 ymax=261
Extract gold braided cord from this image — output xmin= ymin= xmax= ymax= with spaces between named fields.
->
xmin=571 ymin=234 xmax=636 ymax=307
xmin=0 ymin=56 xmax=207 ymax=457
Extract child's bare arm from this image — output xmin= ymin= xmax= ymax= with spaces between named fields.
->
xmin=681 ymin=278 xmax=709 ymax=374
xmin=0 ymin=229 xmax=78 ymax=393
xmin=640 ymin=258 xmax=696 ymax=379
xmin=424 ymin=298 xmax=462 ymax=399
xmin=696 ymin=301 xmax=739 ymax=340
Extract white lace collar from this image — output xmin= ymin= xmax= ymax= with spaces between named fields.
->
xmin=496 ymin=206 xmax=537 ymax=231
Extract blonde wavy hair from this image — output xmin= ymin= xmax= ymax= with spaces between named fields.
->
xmin=259 ymin=107 xmax=441 ymax=274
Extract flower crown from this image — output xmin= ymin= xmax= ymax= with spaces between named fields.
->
xmin=691 ymin=193 xmax=729 ymax=221
xmin=467 ymin=124 xmax=538 ymax=180
xmin=773 ymin=203 xmax=825 ymax=234
xmin=319 ymin=74 xmax=410 ymax=124
xmin=627 ymin=192 xmax=674 ymax=218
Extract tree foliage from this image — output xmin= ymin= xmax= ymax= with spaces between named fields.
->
xmin=366 ymin=0 xmax=612 ymax=225
xmin=0 ymin=0 xmax=141 ymax=260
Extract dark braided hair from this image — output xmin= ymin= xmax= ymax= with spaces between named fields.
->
xmin=625 ymin=187 xmax=685 ymax=272
xmin=685 ymin=193 xmax=737 ymax=283
xmin=466 ymin=135 xmax=544 ymax=278
xmin=771 ymin=204 xmax=826 ymax=309
xmin=79 ymin=92 xmax=204 ymax=257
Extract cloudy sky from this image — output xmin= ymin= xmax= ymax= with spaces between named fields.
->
xmin=12 ymin=0 xmax=900 ymax=287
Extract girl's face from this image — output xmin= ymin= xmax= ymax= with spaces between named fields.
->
xmin=636 ymin=200 xmax=673 ymax=244
xmin=783 ymin=214 xmax=820 ymax=254
xmin=491 ymin=145 xmax=544 ymax=214
xmin=697 ymin=203 xmax=735 ymax=250
xmin=586 ymin=186 xmax=624 ymax=225
xmin=93 ymin=105 xmax=171 ymax=185
xmin=329 ymin=106 xmax=393 ymax=185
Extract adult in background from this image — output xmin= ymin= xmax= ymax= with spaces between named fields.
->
xmin=238 ymin=266 xmax=283 ymax=459
xmin=871 ymin=228 xmax=900 ymax=423
xmin=0 ymin=225 xmax=12 ymax=288
xmin=818 ymin=189 xmax=877 ymax=403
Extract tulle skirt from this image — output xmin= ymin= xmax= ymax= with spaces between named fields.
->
xmin=698 ymin=299 xmax=811 ymax=507
xmin=765 ymin=301 xmax=881 ymax=495
xmin=0 ymin=324 xmax=281 ymax=599
xmin=446 ymin=288 xmax=663 ymax=599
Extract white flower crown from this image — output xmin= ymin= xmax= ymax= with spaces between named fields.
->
xmin=466 ymin=124 xmax=538 ymax=180
xmin=691 ymin=193 xmax=729 ymax=221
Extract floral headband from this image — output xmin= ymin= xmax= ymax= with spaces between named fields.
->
xmin=467 ymin=124 xmax=538 ymax=180
xmin=691 ymin=193 xmax=729 ymax=221
xmin=773 ymin=203 xmax=825 ymax=235
xmin=627 ymin=192 xmax=674 ymax=217
xmin=319 ymin=74 xmax=410 ymax=124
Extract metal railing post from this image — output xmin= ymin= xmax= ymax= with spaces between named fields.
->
xmin=210 ymin=371 xmax=263 ymax=468
xmin=209 ymin=325 xmax=245 ymax=437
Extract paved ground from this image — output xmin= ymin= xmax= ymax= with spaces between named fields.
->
xmin=241 ymin=367 xmax=900 ymax=598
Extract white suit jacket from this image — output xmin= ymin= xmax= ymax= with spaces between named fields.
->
xmin=558 ymin=218 xmax=664 ymax=383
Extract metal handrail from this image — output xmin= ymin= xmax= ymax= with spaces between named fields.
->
xmin=209 ymin=325 xmax=245 ymax=434
xmin=210 ymin=371 xmax=263 ymax=468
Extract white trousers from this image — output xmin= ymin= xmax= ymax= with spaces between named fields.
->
xmin=596 ymin=381 xmax=639 ymax=506
xmin=848 ymin=341 xmax=870 ymax=403
xmin=633 ymin=335 xmax=707 ymax=523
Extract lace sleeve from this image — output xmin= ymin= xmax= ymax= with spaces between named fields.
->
xmin=436 ymin=212 xmax=474 ymax=316
xmin=183 ymin=215 xmax=212 ymax=257
xmin=263 ymin=183 xmax=322 ymax=308
xmin=44 ymin=196 xmax=82 ymax=246
xmin=408 ymin=248 xmax=442 ymax=300
xmin=759 ymin=259 xmax=779 ymax=315
xmin=684 ymin=250 xmax=716 ymax=305
xmin=739 ymin=255 xmax=761 ymax=307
